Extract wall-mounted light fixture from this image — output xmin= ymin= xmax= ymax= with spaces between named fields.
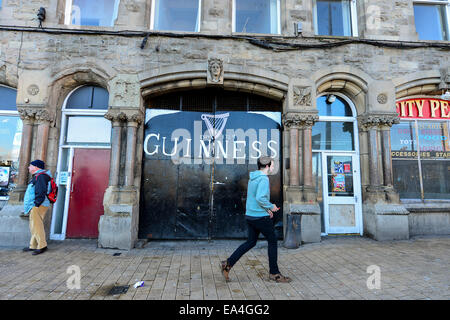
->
xmin=37 ymin=7 xmax=46 ymax=28
xmin=326 ymin=94 xmax=336 ymax=104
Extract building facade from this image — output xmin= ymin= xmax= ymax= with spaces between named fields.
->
xmin=0 ymin=0 xmax=449 ymax=249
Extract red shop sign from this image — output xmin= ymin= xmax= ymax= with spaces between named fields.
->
xmin=396 ymin=98 xmax=450 ymax=120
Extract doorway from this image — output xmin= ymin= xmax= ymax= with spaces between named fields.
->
xmin=312 ymin=93 xmax=363 ymax=235
xmin=139 ymin=90 xmax=283 ymax=239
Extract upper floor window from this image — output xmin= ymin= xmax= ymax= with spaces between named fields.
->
xmin=151 ymin=0 xmax=201 ymax=32
xmin=65 ymin=0 xmax=120 ymax=27
xmin=414 ymin=0 xmax=450 ymax=40
xmin=314 ymin=0 xmax=358 ymax=37
xmin=233 ymin=0 xmax=281 ymax=34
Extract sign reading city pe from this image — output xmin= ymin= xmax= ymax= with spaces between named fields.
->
xmin=396 ymin=98 xmax=450 ymax=119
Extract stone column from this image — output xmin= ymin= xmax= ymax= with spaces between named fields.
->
xmin=380 ymin=125 xmax=393 ymax=187
xmin=283 ymin=113 xmax=303 ymax=203
xmin=124 ymin=113 xmax=143 ymax=188
xmin=104 ymin=111 xmax=127 ymax=187
xmin=34 ymin=110 xmax=52 ymax=162
xmin=15 ymin=109 xmax=35 ymax=191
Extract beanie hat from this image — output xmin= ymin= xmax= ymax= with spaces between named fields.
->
xmin=30 ymin=160 xmax=45 ymax=169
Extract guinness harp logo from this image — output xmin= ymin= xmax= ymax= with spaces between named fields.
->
xmin=201 ymin=113 xmax=229 ymax=140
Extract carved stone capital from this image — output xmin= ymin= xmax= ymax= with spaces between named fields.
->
xmin=35 ymin=109 xmax=53 ymax=123
xmin=358 ymin=113 xmax=400 ymax=130
xmin=283 ymin=112 xmax=319 ymax=129
xmin=17 ymin=108 xmax=36 ymax=122
xmin=104 ymin=110 xmax=128 ymax=125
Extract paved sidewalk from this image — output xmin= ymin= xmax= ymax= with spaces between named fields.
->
xmin=0 ymin=235 xmax=448 ymax=300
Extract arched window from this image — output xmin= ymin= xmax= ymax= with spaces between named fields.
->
xmin=66 ymin=85 xmax=109 ymax=110
xmin=0 ymin=85 xmax=21 ymax=197
xmin=312 ymin=94 xmax=356 ymax=151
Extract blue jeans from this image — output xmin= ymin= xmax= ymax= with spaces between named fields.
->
xmin=227 ymin=216 xmax=280 ymax=275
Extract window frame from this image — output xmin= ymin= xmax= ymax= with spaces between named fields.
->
xmin=391 ymin=118 xmax=450 ymax=201
xmin=232 ymin=0 xmax=282 ymax=35
xmin=413 ymin=0 xmax=450 ymax=41
xmin=150 ymin=0 xmax=202 ymax=32
xmin=64 ymin=0 xmax=120 ymax=27
xmin=313 ymin=0 xmax=358 ymax=37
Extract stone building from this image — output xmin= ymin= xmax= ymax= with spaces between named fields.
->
xmin=0 ymin=0 xmax=449 ymax=250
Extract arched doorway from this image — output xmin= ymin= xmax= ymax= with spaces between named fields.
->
xmin=312 ymin=93 xmax=363 ymax=235
xmin=140 ymin=89 xmax=283 ymax=239
xmin=50 ymin=85 xmax=111 ymax=239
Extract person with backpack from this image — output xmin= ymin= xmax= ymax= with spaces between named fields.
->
xmin=220 ymin=156 xmax=291 ymax=283
xmin=22 ymin=160 xmax=54 ymax=255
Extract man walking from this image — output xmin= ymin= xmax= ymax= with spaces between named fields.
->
xmin=221 ymin=156 xmax=291 ymax=283
xmin=22 ymin=160 xmax=52 ymax=255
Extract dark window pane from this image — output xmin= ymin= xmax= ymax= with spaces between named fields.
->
xmin=92 ymin=87 xmax=109 ymax=109
xmin=66 ymin=86 xmax=109 ymax=109
xmin=421 ymin=160 xmax=450 ymax=199
xmin=392 ymin=160 xmax=421 ymax=199
xmin=414 ymin=4 xmax=448 ymax=41
xmin=0 ymin=86 xmax=17 ymax=111
xmin=317 ymin=95 xmax=353 ymax=117
xmin=236 ymin=0 xmax=279 ymax=34
xmin=312 ymin=121 xmax=354 ymax=150
xmin=154 ymin=0 xmax=200 ymax=32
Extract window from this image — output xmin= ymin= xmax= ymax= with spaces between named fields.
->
xmin=65 ymin=0 xmax=120 ymax=27
xmin=413 ymin=0 xmax=450 ymax=40
xmin=0 ymin=86 xmax=21 ymax=198
xmin=66 ymin=86 xmax=109 ymax=110
xmin=314 ymin=0 xmax=358 ymax=36
xmin=151 ymin=0 xmax=201 ymax=32
xmin=391 ymin=120 xmax=450 ymax=200
xmin=233 ymin=0 xmax=280 ymax=34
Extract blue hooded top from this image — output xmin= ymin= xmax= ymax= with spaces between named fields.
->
xmin=245 ymin=170 xmax=274 ymax=217
xmin=24 ymin=169 xmax=52 ymax=214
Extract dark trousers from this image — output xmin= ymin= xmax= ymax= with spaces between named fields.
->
xmin=227 ymin=216 xmax=280 ymax=275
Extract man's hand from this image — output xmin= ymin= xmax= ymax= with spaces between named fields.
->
xmin=271 ymin=204 xmax=280 ymax=212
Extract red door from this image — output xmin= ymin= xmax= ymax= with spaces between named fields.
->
xmin=66 ymin=148 xmax=111 ymax=238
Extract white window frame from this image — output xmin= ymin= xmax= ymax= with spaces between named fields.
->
xmin=232 ymin=0 xmax=281 ymax=35
xmin=313 ymin=0 xmax=358 ymax=37
xmin=150 ymin=0 xmax=202 ymax=32
xmin=64 ymin=0 xmax=120 ymax=27
xmin=413 ymin=0 xmax=450 ymax=41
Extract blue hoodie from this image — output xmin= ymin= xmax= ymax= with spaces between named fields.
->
xmin=245 ymin=170 xmax=274 ymax=218
xmin=24 ymin=169 xmax=52 ymax=214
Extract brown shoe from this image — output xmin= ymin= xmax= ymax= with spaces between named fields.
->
xmin=220 ymin=260 xmax=232 ymax=282
xmin=269 ymin=273 xmax=292 ymax=283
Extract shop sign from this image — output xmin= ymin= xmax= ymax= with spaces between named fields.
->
xmin=143 ymin=110 xmax=280 ymax=166
xmin=396 ymin=98 xmax=450 ymax=119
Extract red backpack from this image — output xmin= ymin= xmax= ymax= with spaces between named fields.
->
xmin=36 ymin=172 xmax=58 ymax=204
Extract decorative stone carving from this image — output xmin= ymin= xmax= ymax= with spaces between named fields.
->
xmin=17 ymin=108 xmax=36 ymax=121
xmin=104 ymin=111 xmax=128 ymax=123
xmin=377 ymin=93 xmax=388 ymax=104
xmin=283 ymin=113 xmax=319 ymax=128
xmin=27 ymin=84 xmax=39 ymax=96
xmin=35 ymin=109 xmax=52 ymax=122
xmin=127 ymin=112 xmax=144 ymax=126
xmin=358 ymin=113 xmax=400 ymax=130
xmin=293 ymin=86 xmax=312 ymax=106
xmin=207 ymin=58 xmax=224 ymax=84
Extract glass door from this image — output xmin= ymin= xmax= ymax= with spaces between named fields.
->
xmin=322 ymin=153 xmax=362 ymax=234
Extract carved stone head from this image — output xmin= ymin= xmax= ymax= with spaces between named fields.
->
xmin=207 ymin=58 xmax=223 ymax=84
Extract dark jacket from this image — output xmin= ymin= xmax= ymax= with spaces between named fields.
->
xmin=24 ymin=169 xmax=52 ymax=214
